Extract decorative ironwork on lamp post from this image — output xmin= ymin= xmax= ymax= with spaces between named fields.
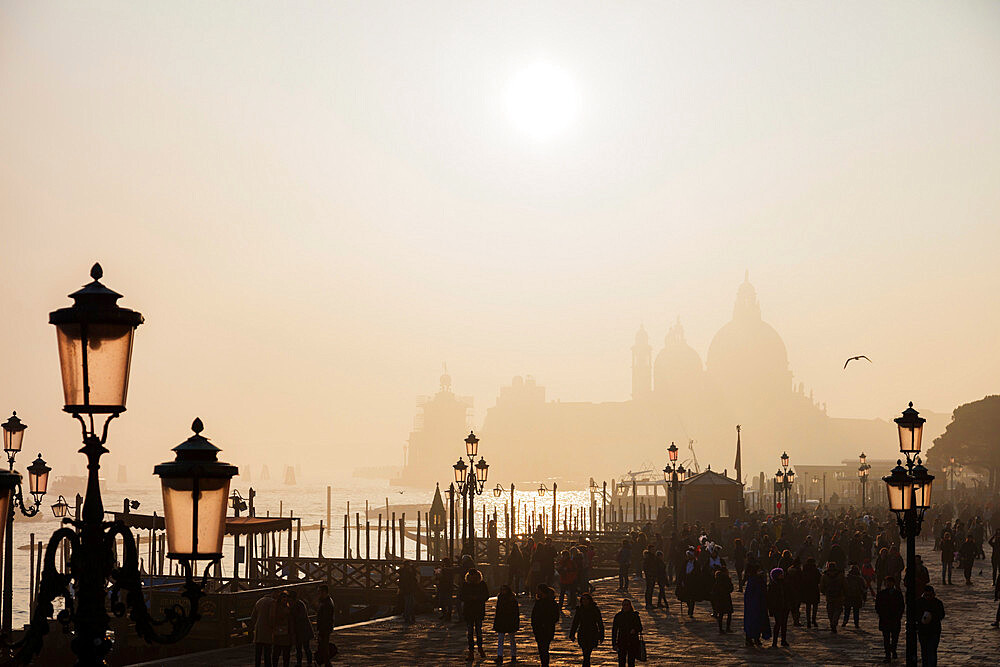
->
xmin=453 ymin=431 xmax=488 ymax=558
xmin=0 ymin=411 xmax=50 ymax=635
xmin=6 ymin=264 xmax=238 ymax=666
xmin=883 ymin=402 xmax=934 ymax=667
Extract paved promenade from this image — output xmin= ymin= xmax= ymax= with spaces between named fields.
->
xmin=154 ymin=542 xmax=1000 ymax=666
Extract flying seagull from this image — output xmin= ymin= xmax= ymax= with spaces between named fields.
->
xmin=844 ymin=355 xmax=872 ymax=369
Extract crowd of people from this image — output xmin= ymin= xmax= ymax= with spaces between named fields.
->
xmin=250 ymin=584 xmax=336 ymax=667
xmin=424 ymin=499 xmax=1000 ymax=665
xmin=246 ymin=499 xmax=999 ymax=665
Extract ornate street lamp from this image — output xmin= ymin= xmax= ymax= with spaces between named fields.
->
xmin=780 ymin=451 xmax=789 ymax=469
xmin=492 ymin=483 xmax=504 ymax=498
xmin=464 ymin=431 xmax=479 ymax=457
xmin=538 ymin=483 xmax=548 ymax=497
xmin=8 ymin=264 xmax=237 ymax=665
xmin=154 ymin=419 xmax=237 ymax=561
xmin=450 ymin=431 xmax=487 ymax=556
xmin=663 ymin=442 xmax=684 ymax=533
xmin=1 ymin=413 xmax=26 ymax=469
xmin=453 ymin=458 xmax=468 ymax=492
xmin=0 ymin=409 xmax=49 ymax=635
xmin=51 ymin=495 xmax=71 ymax=519
xmin=883 ymin=402 xmax=934 ymax=667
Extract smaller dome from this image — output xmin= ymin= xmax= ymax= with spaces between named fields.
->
xmin=654 ymin=318 xmax=703 ymax=393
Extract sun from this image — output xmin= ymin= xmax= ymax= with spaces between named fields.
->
xmin=504 ymin=61 xmax=579 ymax=142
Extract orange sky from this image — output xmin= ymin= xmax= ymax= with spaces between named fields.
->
xmin=1 ymin=2 xmax=999 ymax=482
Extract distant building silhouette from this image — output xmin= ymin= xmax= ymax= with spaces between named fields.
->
xmin=397 ymin=274 xmax=898 ymax=486
xmin=395 ymin=367 xmax=474 ymax=487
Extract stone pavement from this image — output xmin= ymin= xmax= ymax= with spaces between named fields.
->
xmin=150 ymin=542 xmax=1000 ymax=666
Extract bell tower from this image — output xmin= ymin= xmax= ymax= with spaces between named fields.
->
xmin=631 ymin=324 xmax=652 ymax=399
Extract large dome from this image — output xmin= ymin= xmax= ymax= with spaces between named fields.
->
xmin=654 ymin=318 xmax=703 ymax=392
xmin=707 ymin=274 xmax=791 ymax=397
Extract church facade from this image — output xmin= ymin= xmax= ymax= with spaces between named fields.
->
xmin=397 ymin=275 xmax=894 ymax=488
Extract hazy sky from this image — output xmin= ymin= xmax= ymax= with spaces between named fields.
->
xmin=2 ymin=2 xmax=999 ymax=481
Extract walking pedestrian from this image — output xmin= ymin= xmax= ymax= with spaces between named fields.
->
xmin=569 ymin=592 xmax=604 ymax=667
xmin=271 ymin=591 xmax=294 ymax=667
xmin=531 ymin=585 xmax=560 ymax=667
xmin=508 ymin=544 xmax=525 ymax=594
xmin=843 ymin=564 xmax=867 ymax=629
xmin=742 ymin=566 xmax=770 ymax=647
xmin=493 ymin=584 xmax=519 ymax=664
xmin=642 ymin=547 xmax=657 ymax=609
xmin=654 ymin=550 xmax=669 ymax=609
xmin=940 ymin=531 xmax=955 ymax=585
xmin=874 ymin=576 xmax=903 ymax=663
xmin=398 ymin=560 xmax=419 ymax=623
xmin=733 ymin=537 xmax=747 ymax=592
xmin=461 ymin=568 xmax=490 ymax=659
xmin=958 ymin=535 xmax=977 ymax=585
xmin=916 ymin=585 xmax=945 ymax=667
xmin=250 ymin=590 xmax=278 ymax=667
xmin=801 ymin=557 xmax=821 ymax=628
xmin=820 ymin=561 xmax=846 ymax=633
xmin=710 ymin=567 xmax=733 ymax=633
xmin=616 ymin=539 xmax=632 ymax=592
xmin=437 ymin=557 xmax=456 ymax=621
xmin=766 ymin=568 xmax=790 ymax=648
xmin=611 ymin=599 xmax=643 ymax=667
xmin=288 ymin=589 xmax=314 ymax=666
xmin=314 ymin=585 xmax=336 ymax=667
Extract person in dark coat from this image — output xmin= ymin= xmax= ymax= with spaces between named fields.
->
xmin=508 ymin=544 xmax=526 ymax=594
xmin=916 ymin=585 xmax=945 ymax=667
xmin=958 ymin=535 xmax=978 ymax=585
xmin=460 ymin=569 xmax=490 ymax=659
xmin=939 ymin=532 xmax=955 ymax=585
xmin=287 ymin=589 xmax=314 ymax=667
xmin=801 ymin=557 xmax=821 ymax=628
xmin=766 ymin=568 xmax=790 ymax=648
xmin=569 ymin=592 xmax=604 ymax=667
xmin=820 ymin=561 xmax=846 ymax=633
xmin=398 ymin=560 xmax=419 ymax=624
xmin=742 ymin=567 xmax=770 ymax=647
xmin=874 ymin=576 xmax=904 ymax=663
xmin=616 ymin=540 xmax=632 ymax=592
xmin=314 ymin=585 xmax=336 ymax=667
xmin=654 ymin=551 xmax=669 ymax=609
xmin=531 ymin=584 xmax=560 ymax=667
xmin=783 ymin=559 xmax=803 ymax=627
xmin=641 ymin=548 xmax=657 ymax=609
xmin=611 ymin=599 xmax=643 ymax=667
xmin=710 ymin=567 xmax=734 ymax=633
xmin=677 ymin=549 xmax=701 ymax=617
xmin=843 ymin=564 xmax=867 ymax=629
xmin=492 ymin=584 xmax=520 ymax=663
xmin=437 ymin=557 xmax=456 ymax=621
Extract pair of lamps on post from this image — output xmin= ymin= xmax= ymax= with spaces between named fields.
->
xmin=10 ymin=264 xmax=239 ymax=665
xmin=883 ymin=403 xmax=934 ymax=517
xmin=0 ymin=413 xmax=51 ymax=532
xmin=452 ymin=432 xmax=489 ymax=494
xmin=662 ymin=441 xmax=688 ymax=482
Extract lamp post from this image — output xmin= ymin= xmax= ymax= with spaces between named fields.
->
xmin=229 ymin=490 xmax=248 ymax=577
xmin=0 ymin=410 xmax=50 ymax=635
xmin=858 ymin=452 xmax=871 ymax=510
xmin=883 ymin=402 xmax=934 ymax=667
xmin=10 ymin=264 xmax=237 ymax=665
xmin=777 ymin=452 xmax=793 ymax=515
xmin=452 ymin=431 xmax=488 ymax=559
xmin=662 ymin=442 xmax=684 ymax=533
